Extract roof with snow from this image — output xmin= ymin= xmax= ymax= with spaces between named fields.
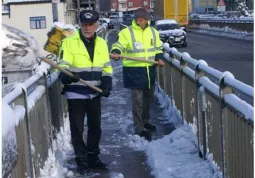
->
xmin=155 ymin=19 xmax=178 ymax=25
xmin=2 ymin=24 xmax=40 ymax=68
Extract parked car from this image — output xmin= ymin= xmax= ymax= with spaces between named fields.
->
xmin=99 ymin=19 xmax=108 ymax=28
xmin=155 ymin=19 xmax=187 ymax=47
xmin=99 ymin=18 xmax=114 ymax=29
xmin=109 ymin=15 xmax=119 ymax=26
xmin=120 ymin=14 xmax=133 ymax=30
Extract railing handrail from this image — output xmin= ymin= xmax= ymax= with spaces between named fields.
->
xmin=3 ymin=65 xmax=51 ymax=104
xmin=159 ymin=44 xmax=254 ymax=178
xmin=164 ymin=43 xmax=254 ymax=100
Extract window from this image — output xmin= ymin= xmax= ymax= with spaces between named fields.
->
xmin=2 ymin=4 xmax=9 ymax=11
xmin=120 ymin=3 xmax=126 ymax=8
xmin=128 ymin=2 xmax=133 ymax=7
xmin=2 ymin=77 xmax=8 ymax=84
xmin=112 ymin=3 xmax=116 ymax=8
xmin=30 ymin=16 xmax=46 ymax=29
xmin=144 ymin=1 xmax=148 ymax=6
xmin=151 ymin=1 xmax=154 ymax=7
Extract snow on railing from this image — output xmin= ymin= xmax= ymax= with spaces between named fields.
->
xmin=2 ymin=59 xmax=67 ymax=178
xmin=159 ymin=43 xmax=254 ymax=178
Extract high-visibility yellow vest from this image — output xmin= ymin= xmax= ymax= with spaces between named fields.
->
xmin=111 ymin=20 xmax=162 ymax=89
xmin=58 ymin=31 xmax=113 ymax=96
xmin=112 ymin=20 xmax=162 ymax=67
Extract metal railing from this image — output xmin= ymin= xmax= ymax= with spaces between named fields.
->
xmin=2 ymin=27 xmax=106 ymax=177
xmin=2 ymin=66 xmax=67 ymax=178
xmin=156 ymin=44 xmax=254 ymax=178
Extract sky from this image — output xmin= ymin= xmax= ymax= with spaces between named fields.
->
xmin=2 ymin=21 xmax=253 ymax=178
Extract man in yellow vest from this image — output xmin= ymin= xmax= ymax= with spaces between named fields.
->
xmin=110 ymin=8 xmax=164 ymax=141
xmin=58 ymin=10 xmax=112 ymax=175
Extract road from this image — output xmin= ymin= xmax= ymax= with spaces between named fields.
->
xmin=178 ymin=32 xmax=254 ymax=86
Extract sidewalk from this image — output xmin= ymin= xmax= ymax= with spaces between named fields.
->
xmin=39 ymin=29 xmax=220 ymax=178
xmin=88 ymin=61 xmax=175 ymax=177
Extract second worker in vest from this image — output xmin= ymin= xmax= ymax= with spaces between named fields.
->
xmin=110 ymin=8 xmax=164 ymax=141
xmin=58 ymin=10 xmax=113 ymax=175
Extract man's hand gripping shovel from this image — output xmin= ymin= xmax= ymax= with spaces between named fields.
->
xmin=109 ymin=53 xmax=164 ymax=66
xmin=39 ymin=54 xmax=103 ymax=93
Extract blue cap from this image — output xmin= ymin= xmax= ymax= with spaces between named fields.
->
xmin=79 ymin=10 xmax=99 ymax=23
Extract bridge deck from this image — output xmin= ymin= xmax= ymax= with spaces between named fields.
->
xmin=65 ymin=61 xmax=175 ymax=177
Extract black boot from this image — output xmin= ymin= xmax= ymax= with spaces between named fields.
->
xmin=88 ymin=154 xmax=108 ymax=170
xmin=144 ymin=123 xmax=156 ymax=131
xmin=77 ymin=165 xmax=92 ymax=176
xmin=76 ymin=157 xmax=92 ymax=175
xmin=137 ymin=130 xmax=152 ymax=141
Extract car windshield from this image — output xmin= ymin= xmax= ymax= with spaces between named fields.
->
xmin=156 ymin=23 xmax=180 ymax=30
xmin=110 ymin=16 xmax=117 ymax=19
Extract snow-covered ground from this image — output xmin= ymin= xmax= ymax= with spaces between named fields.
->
xmin=37 ymin=62 xmax=221 ymax=178
xmin=2 ymin=22 xmax=248 ymax=178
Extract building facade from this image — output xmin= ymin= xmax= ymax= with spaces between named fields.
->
xmin=99 ymin=0 xmax=111 ymax=12
xmin=2 ymin=0 xmax=76 ymax=48
xmin=110 ymin=0 xmax=150 ymax=12
xmin=191 ymin=0 xmax=253 ymax=13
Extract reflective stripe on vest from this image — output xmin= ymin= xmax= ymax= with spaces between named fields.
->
xmin=127 ymin=26 xmax=156 ymax=54
xmin=69 ymin=67 xmax=103 ymax=72
xmin=150 ymin=28 xmax=156 ymax=48
xmin=66 ymin=80 xmax=101 ymax=86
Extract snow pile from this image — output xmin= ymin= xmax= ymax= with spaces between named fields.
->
xmin=39 ymin=117 xmax=73 ymax=178
xmin=125 ymin=134 xmax=149 ymax=151
xmin=155 ymin=84 xmax=183 ymax=127
xmin=2 ymin=24 xmax=41 ymax=68
xmin=2 ymin=102 xmax=26 ymax=178
xmin=110 ymin=172 xmax=125 ymax=178
xmin=147 ymin=125 xmax=221 ymax=178
xmin=188 ymin=24 xmax=253 ymax=41
xmin=52 ymin=22 xmax=77 ymax=32
xmin=236 ymin=0 xmax=251 ymax=17
xmin=142 ymin=84 xmax=222 ymax=178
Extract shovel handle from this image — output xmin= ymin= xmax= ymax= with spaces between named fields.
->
xmin=40 ymin=57 xmax=103 ymax=93
xmin=110 ymin=53 xmax=158 ymax=64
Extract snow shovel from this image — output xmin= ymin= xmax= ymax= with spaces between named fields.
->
xmin=40 ymin=55 xmax=103 ymax=93
xmin=110 ymin=53 xmax=158 ymax=65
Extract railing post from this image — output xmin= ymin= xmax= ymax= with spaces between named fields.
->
xmin=163 ymin=52 xmax=171 ymax=107
xmin=219 ymin=72 xmax=234 ymax=178
xmin=41 ymin=72 xmax=54 ymax=149
xmin=199 ymin=86 xmax=207 ymax=160
xmin=195 ymin=60 xmax=207 ymax=159
xmin=21 ymin=87 xmax=35 ymax=178
xmin=180 ymin=54 xmax=188 ymax=121
xmin=168 ymin=50 xmax=175 ymax=107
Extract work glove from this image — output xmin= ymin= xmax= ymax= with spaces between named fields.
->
xmin=69 ymin=73 xmax=80 ymax=83
xmin=100 ymin=89 xmax=110 ymax=97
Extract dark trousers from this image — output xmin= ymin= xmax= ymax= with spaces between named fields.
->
xmin=67 ymin=97 xmax=101 ymax=162
xmin=131 ymin=87 xmax=154 ymax=133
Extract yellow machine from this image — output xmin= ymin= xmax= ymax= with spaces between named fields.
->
xmin=154 ymin=0 xmax=189 ymax=27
